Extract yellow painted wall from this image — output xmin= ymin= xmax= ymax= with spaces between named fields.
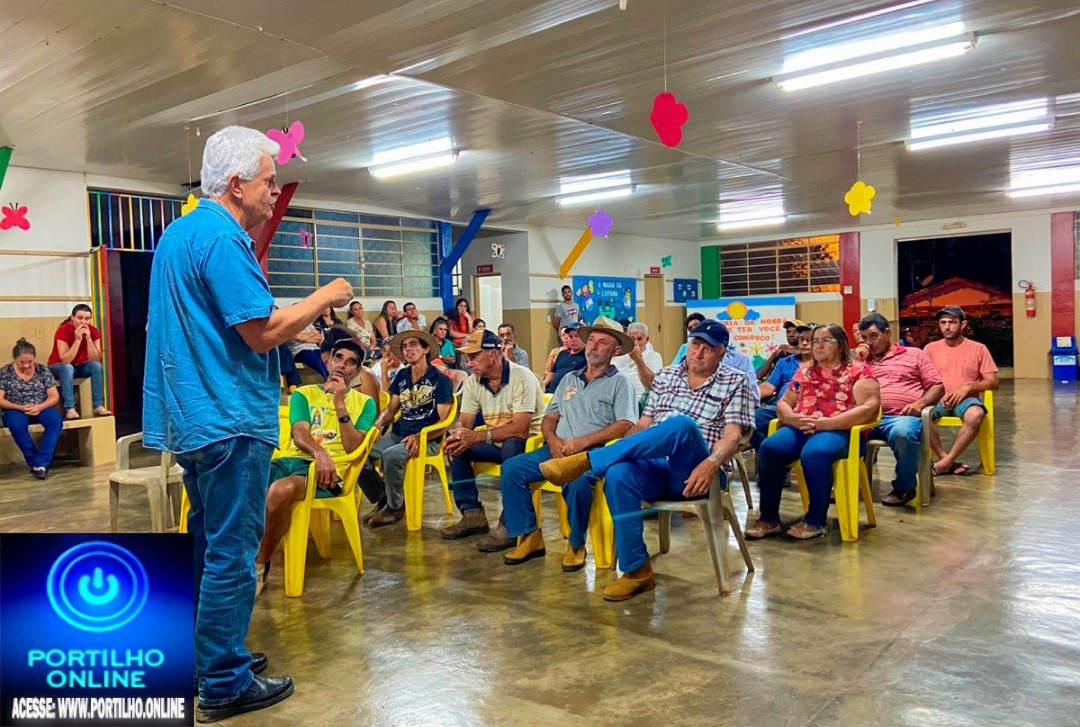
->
xmin=1012 ymin=292 xmax=1052 ymax=379
xmin=796 ymin=301 xmax=844 ymax=327
xmin=0 ymin=317 xmax=65 ymax=356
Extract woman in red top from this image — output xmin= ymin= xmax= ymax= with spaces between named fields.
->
xmin=47 ymin=304 xmax=111 ymax=419
xmin=747 ymin=323 xmax=879 ymax=539
xmin=445 ymin=297 xmax=474 ymax=348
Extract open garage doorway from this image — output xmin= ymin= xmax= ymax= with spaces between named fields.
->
xmin=897 ymin=233 xmax=1013 ymax=367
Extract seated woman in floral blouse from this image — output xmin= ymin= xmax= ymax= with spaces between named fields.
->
xmin=746 ymin=323 xmax=880 ymax=540
xmin=0 ymin=338 xmax=64 ymax=479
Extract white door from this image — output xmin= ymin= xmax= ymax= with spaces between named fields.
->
xmin=477 ymin=275 xmax=503 ymax=328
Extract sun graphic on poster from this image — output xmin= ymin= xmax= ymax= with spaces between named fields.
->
xmin=726 ymin=301 xmax=748 ymax=319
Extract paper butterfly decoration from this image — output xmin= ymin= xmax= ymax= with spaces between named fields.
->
xmin=266 ymin=120 xmax=307 ymax=165
xmin=299 ymin=229 xmax=313 ymax=249
xmin=181 ymin=193 xmax=198 ymax=216
xmin=0 ymin=203 xmax=30 ymax=231
xmin=650 ymin=91 xmax=689 ymax=148
xmin=845 ymin=181 xmax=875 ymax=216
xmin=588 ymin=209 xmax=613 ymax=237
xmin=661 ymin=255 xmax=672 ymax=268
xmin=491 ymin=242 xmax=505 ymax=259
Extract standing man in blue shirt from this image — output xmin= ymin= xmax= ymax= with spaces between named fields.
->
xmin=145 ymin=126 xmax=352 ymax=723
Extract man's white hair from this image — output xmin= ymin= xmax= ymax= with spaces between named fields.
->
xmin=200 ymin=126 xmax=280 ymax=198
xmin=627 ymin=322 xmax=649 ymax=336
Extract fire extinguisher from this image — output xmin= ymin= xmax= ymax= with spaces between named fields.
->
xmin=1019 ymin=280 xmax=1036 ymax=318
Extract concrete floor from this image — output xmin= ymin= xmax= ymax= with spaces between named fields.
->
xmin=2 ymin=379 xmax=1078 ymax=726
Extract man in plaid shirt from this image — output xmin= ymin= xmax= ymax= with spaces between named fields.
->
xmin=541 ymin=320 xmax=755 ymax=602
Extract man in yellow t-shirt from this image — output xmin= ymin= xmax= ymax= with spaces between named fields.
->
xmin=254 ymin=339 xmax=376 ymax=595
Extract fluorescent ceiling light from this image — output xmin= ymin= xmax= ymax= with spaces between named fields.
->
xmin=351 ymin=76 xmax=392 ymax=91
xmin=369 ymin=152 xmax=458 ymax=178
xmin=558 ymin=171 xmax=633 ymax=196
xmin=717 ymin=216 xmax=787 ymax=231
xmin=778 ymin=40 xmax=973 ymax=91
xmin=906 ymin=122 xmax=1051 ymax=150
xmin=556 ymin=186 xmax=635 ymax=205
xmin=910 ymin=99 xmax=1048 ymax=139
xmin=1008 ymin=182 xmax=1080 ymax=198
xmin=783 ymin=21 xmax=965 ymax=73
xmin=372 ymin=137 xmax=452 ymax=166
xmin=1008 ymin=166 xmax=1080 ymax=198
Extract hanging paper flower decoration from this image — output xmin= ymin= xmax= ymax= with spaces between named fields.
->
xmin=491 ymin=242 xmax=505 ymax=259
xmin=588 ymin=209 xmax=613 ymax=237
xmin=661 ymin=255 xmax=672 ymax=268
xmin=650 ymin=91 xmax=689 ymax=148
xmin=845 ymin=181 xmax=875 ymax=216
xmin=266 ymin=120 xmax=307 ymax=165
xmin=0 ymin=203 xmax=30 ymax=231
xmin=180 ymin=193 xmax=198 ymax=216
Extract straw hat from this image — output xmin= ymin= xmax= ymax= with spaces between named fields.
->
xmin=390 ymin=330 xmax=439 ymax=362
xmin=577 ymin=316 xmax=634 ymax=356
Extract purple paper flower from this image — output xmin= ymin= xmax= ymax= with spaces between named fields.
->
xmin=588 ymin=209 xmax=613 ymax=237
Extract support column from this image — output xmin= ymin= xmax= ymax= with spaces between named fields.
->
xmin=839 ymin=232 xmax=861 ymax=332
xmin=1050 ymin=212 xmax=1075 ymax=338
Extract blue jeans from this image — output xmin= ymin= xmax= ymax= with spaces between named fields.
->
xmin=1 ymin=408 xmax=64 ymax=469
xmin=292 ymin=349 xmax=328 ymax=380
xmin=751 ymin=405 xmax=778 ymax=450
xmin=49 ymin=361 xmax=104 ymax=410
xmin=868 ymin=415 xmax=922 ymax=493
xmin=758 ymin=426 xmax=849 ymax=528
xmin=448 ymin=438 xmax=527 ymax=511
xmin=176 ymin=436 xmax=274 ymax=705
xmin=586 ymin=415 xmax=724 ymax=573
xmin=501 ymin=445 xmax=592 ymax=548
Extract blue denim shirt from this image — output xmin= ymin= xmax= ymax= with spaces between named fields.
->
xmin=143 ymin=199 xmax=280 ymax=453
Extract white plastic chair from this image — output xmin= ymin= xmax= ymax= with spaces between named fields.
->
xmin=108 ymin=433 xmax=185 ymax=533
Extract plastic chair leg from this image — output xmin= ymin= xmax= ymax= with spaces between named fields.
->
xmin=733 ymin=452 xmax=754 ymax=512
xmin=109 ymin=482 xmax=120 ymax=533
xmin=554 ymin=492 xmax=571 ymax=539
xmin=284 ymin=503 xmax=312 ymax=598
xmin=832 ymin=465 xmax=854 ymax=542
xmin=332 ymin=501 xmax=365 ymax=574
xmin=434 ymin=460 xmax=453 ymax=515
xmin=403 ymin=462 xmax=424 ymax=532
xmin=699 ymin=501 xmax=730 ymax=597
xmin=979 ymin=425 xmax=995 ymax=475
xmin=147 ymin=480 xmax=169 ymax=534
xmin=722 ymin=492 xmax=754 ymax=572
xmin=794 ymin=465 xmax=810 ymax=512
xmin=859 ymin=464 xmax=876 ymax=529
xmin=588 ymin=479 xmax=616 ymax=570
xmin=310 ymin=510 xmax=331 ymax=558
xmin=658 ymin=511 xmax=673 ymax=554
xmin=530 ymin=488 xmax=544 ymax=531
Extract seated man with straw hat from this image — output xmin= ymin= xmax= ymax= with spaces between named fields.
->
xmin=500 ymin=317 xmax=638 ymax=571
xmin=540 ymin=320 xmax=755 ymax=602
xmin=366 ymin=329 xmax=455 ymax=528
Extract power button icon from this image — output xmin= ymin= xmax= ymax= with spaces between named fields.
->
xmin=47 ymin=542 xmax=149 ymax=633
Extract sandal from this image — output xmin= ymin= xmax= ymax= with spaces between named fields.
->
xmin=786 ymin=522 xmax=825 ymax=539
xmin=745 ymin=521 xmax=782 ymax=539
xmin=93 ymin=407 xmax=113 ymax=417
xmin=932 ymin=461 xmax=972 ymax=476
xmin=255 ymin=562 xmax=270 ymax=597
xmin=882 ymin=489 xmax=917 ymax=507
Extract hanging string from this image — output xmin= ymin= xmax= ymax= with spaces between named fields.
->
xmin=856 ymin=119 xmax=862 ymax=178
xmin=184 ymin=129 xmax=193 ymax=189
xmin=282 ymin=46 xmax=290 ymax=127
xmin=662 ymin=0 xmax=668 ymax=91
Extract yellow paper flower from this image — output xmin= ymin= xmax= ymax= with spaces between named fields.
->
xmin=181 ymin=193 xmax=198 ymax=216
xmin=845 ymin=181 xmax=875 ymax=216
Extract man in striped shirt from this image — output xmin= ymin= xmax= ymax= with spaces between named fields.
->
xmin=541 ymin=320 xmax=755 ymax=602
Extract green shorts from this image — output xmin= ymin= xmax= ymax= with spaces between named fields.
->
xmin=268 ymin=457 xmax=344 ymax=499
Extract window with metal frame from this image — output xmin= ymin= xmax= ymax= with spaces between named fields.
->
xmin=268 ymin=208 xmax=440 ymax=299
xmin=88 ymin=189 xmax=182 ymax=251
xmin=719 ymin=235 xmax=841 ymax=296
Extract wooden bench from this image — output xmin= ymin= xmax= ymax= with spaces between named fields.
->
xmin=0 ymin=415 xmax=116 ymax=466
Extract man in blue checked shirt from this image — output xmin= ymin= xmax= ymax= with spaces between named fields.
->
xmin=144 ymin=126 xmax=353 ymax=722
xmin=540 ymin=319 xmax=755 ymax=602
xmin=751 ymin=322 xmax=814 ymax=449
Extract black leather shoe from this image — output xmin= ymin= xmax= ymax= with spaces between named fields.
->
xmin=195 ymin=675 xmax=294 ymax=723
xmin=194 ymin=653 xmax=270 ymax=693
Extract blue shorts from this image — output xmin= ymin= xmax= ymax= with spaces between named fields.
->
xmin=933 ymin=397 xmax=985 ymax=420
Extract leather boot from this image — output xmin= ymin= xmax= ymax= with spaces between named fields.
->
xmin=562 ymin=546 xmax=587 ymax=572
xmin=539 ymin=451 xmax=591 ymax=486
xmin=440 ymin=507 xmax=490 ymax=539
xmin=602 ymin=560 xmax=656 ymax=602
xmin=503 ymin=530 xmax=546 ymax=565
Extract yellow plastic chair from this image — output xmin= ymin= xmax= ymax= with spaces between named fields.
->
xmin=378 ymin=389 xmax=389 ymax=415
xmin=402 ymin=395 xmax=458 ymax=532
xmin=472 ymin=431 xmax=570 ymax=539
xmin=767 ymin=413 xmax=880 ymax=542
xmin=283 ymin=425 xmax=380 ymax=597
xmin=935 ymin=389 xmax=995 ymax=475
xmin=866 ymin=406 xmax=935 ymax=507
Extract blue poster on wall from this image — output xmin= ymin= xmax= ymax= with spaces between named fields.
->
xmin=572 ymin=275 xmax=636 ymax=325
xmin=674 ymin=278 xmax=699 ymax=303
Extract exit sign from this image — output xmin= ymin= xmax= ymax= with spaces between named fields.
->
xmin=476 ymin=264 xmax=494 ymax=274
xmin=649 ymin=266 xmax=661 ymax=274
